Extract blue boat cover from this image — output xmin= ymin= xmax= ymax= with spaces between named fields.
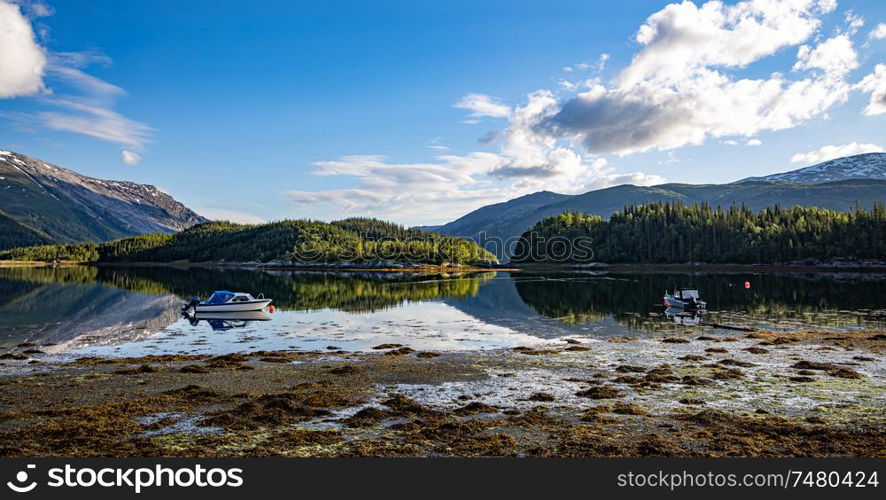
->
xmin=204 ymin=291 xmax=235 ymax=304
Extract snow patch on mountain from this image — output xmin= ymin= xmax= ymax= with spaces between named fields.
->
xmin=737 ymin=153 xmax=886 ymax=184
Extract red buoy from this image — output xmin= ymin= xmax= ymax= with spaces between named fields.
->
xmin=268 ymin=305 xmax=275 ymax=313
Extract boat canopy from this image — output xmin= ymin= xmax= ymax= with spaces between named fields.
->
xmin=678 ymin=289 xmax=699 ymax=299
xmin=205 ymin=291 xmax=235 ymax=304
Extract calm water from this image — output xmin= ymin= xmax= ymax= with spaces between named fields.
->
xmin=1 ymin=266 xmax=885 ymax=358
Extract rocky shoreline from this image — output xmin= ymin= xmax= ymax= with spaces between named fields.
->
xmin=1 ymin=328 xmax=884 ymax=457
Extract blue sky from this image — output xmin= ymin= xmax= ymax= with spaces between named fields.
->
xmin=1 ymin=0 xmax=884 ymax=225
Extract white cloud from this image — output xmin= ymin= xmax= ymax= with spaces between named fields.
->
xmin=197 ymin=208 xmax=266 ymax=225
xmin=790 ymin=142 xmax=884 ymax=164
xmin=816 ymin=0 xmax=837 ymax=14
xmin=0 ymin=3 xmax=150 ymax=164
xmin=492 ymin=90 xmax=563 ymax=179
xmin=427 ymin=137 xmax=449 ymax=152
xmin=38 ymin=99 xmax=151 ymax=150
xmin=563 ymin=54 xmax=609 ymax=74
xmin=540 ymin=72 xmax=851 ymax=155
xmin=858 ymin=64 xmax=886 ymax=115
xmin=871 ymin=23 xmax=886 ymax=40
xmin=0 ymin=0 xmax=46 ymax=98
xmin=793 ymin=34 xmax=858 ymax=77
xmin=844 ymin=10 xmax=864 ymax=34
xmin=484 ymin=91 xmax=666 ymax=190
xmin=51 ymin=49 xmax=112 ymax=68
xmin=528 ymin=0 xmax=861 ymax=155
xmin=558 ymin=79 xmax=578 ymax=91
xmin=48 ymin=63 xmax=125 ymax=98
xmin=623 ymin=0 xmax=823 ymax=86
xmin=584 ymin=158 xmax=666 ymax=190
xmin=746 ymin=138 xmax=762 ymax=146
xmin=659 ymin=151 xmax=681 ymax=165
xmin=121 ymin=150 xmax=141 ymax=166
xmin=454 ymin=93 xmax=510 ymax=118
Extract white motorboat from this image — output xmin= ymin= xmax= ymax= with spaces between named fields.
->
xmin=183 ymin=290 xmax=272 ymax=313
xmin=663 ymin=288 xmax=706 ymax=310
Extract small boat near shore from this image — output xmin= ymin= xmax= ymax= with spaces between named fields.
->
xmin=663 ymin=288 xmax=706 ymax=310
xmin=182 ymin=291 xmax=272 ymax=313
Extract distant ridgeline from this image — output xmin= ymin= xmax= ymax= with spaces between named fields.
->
xmin=512 ymin=202 xmax=886 ymax=264
xmin=0 ymin=218 xmax=499 ymax=266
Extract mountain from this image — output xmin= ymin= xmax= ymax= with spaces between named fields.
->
xmin=431 ymin=190 xmax=569 ymax=239
xmin=736 ymin=153 xmax=886 ymax=184
xmin=413 ymin=190 xmax=571 ymax=254
xmin=429 ymin=178 xmax=886 ymax=261
xmin=0 ymin=150 xmax=206 ymax=249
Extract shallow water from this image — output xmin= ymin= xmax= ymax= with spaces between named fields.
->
xmin=1 ymin=265 xmax=885 ymax=358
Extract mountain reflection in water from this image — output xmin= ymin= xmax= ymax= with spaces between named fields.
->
xmin=1 ymin=266 xmax=884 ymax=356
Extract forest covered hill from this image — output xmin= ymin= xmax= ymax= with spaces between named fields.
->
xmin=0 ymin=218 xmax=498 ymax=267
xmin=512 ymin=202 xmax=886 ymax=265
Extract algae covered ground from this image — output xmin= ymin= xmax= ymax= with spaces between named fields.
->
xmin=0 ymin=329 xmax=884 ymax=457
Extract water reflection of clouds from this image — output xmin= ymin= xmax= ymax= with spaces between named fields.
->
xmin=74 ymin=301 xmax=557 ymax=358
